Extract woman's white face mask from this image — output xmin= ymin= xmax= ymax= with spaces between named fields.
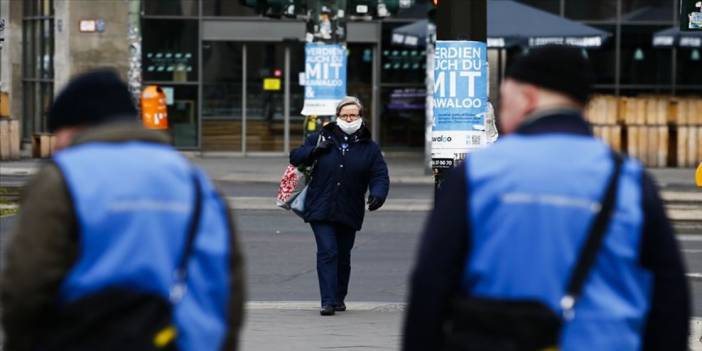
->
xmin=337 ymin=118 xmax=363 ymax=135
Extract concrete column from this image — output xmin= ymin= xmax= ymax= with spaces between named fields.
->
xmin=54 ymin=0 xmax=71 ymax=92
xmin=0 ymin=0 xmax=8 ymax=92
xmin=54 ymin=0 xmax=130 ymax=93
xmin=3 ymin=0 xmax=23 ymax=121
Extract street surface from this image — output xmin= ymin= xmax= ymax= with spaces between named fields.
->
xmin=1 ymin=172 xmax=702 ymax=350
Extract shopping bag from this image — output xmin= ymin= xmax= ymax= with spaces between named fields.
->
xmin=289 ymin=184 xmax=308 ymax=218
xmin=276 ymin=134 xmax=322 ymax=218
xmin=276 ymin=164 xmax=306 ymax=210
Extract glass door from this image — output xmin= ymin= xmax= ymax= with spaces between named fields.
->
xmin=202 ymin=41 xmax=244 ymax=151
xmin=245 ymin=43 xmax=286 ymax=152
xmin=201 ymin=41 xmax=375 ymax=153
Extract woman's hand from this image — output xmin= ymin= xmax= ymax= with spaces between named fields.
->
xmin=310 ymin=139 xmax=332 ymax=159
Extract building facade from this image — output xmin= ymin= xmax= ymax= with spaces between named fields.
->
xmin=0 ymin=0 xmax=698 ymax=154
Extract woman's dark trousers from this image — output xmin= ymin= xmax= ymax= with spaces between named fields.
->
xmin=310 ymin=222 xmax=357 ymax=307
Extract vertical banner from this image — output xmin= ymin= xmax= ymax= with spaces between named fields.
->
xmin=301 ymin=43 xmax=347 ymax=116
xmin=431 ymin=41 xmax=488 ymax=162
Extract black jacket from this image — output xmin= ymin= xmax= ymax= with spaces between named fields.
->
xmin=402 ymin=111 xmax=690 ymax=351
xmin=290 ymin=123 xmax=389 ymax=230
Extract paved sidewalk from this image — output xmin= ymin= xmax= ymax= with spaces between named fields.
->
xmin=241 ymin=304 xmax=702 ymax=351
xmin=1 ymin=154 xmax=700 ymax=187
xmin=242 ymin=302 xmax=404 ymax=351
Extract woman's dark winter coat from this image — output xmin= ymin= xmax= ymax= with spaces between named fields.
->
xmin=290 ymin=122 xmax=389 ymax=230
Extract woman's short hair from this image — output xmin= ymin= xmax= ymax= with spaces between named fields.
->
xmin=335 ymin=96 xmax=364 ymax=117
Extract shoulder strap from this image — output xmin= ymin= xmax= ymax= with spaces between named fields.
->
xmin=560 ymin=151 xmax=623 ymax=319
xmin=307 ymin=133 xmax=324 ymax=170
xmin=170 ymin=170 xmax=204 ymax=303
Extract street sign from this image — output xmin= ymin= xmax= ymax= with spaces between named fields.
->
xmin=300 ymin=43 xmax=347 ymax=116
xmin=431 ymin=40 xmax=488 ymax=161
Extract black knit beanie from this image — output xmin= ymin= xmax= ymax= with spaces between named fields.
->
xmin=48 ymin=69 xmax=137 ymax=132
xmin=505 ymin=45 xmax=595 ymax=105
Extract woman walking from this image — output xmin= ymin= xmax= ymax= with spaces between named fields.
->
xmin=290 ymin=96 xmax=390 ymax=316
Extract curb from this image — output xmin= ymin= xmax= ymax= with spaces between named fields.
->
xmin=0 ymin=168 xmax=37 ymax=176
xmin=690 ymin=318 xmax=702 ymax=351
xmin=662 ymin=191 xmax=702 ymax=202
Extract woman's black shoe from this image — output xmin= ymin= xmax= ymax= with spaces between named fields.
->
xmin=335 ymin=302 xmax=346 ymax=312
xmin=320 ymin=305 xmax=336 ymax=316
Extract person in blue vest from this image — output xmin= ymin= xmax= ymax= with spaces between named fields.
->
xmin=290 ymin=96 xmax=390 ymax=316
xmin=403 ymin=45 xmax=689 ymax=350
xmin=0 ymin=70 xmax=245 ymax=351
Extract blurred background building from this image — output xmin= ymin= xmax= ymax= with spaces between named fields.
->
xmin=0 ymin=0 xmax=699 ymax=163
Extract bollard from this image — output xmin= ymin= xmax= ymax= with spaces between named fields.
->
xmin=696 ymin=163 xmax=702 ymax=187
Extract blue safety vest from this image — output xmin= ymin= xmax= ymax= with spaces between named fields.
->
xmin=54 ymin=141 xmax=231 ymax=351
xmin=464 ymin=134 xmax=652 ymax=350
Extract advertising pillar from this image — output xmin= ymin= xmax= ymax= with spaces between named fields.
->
xmin=431 ymin=40 xmax=488 ymax=187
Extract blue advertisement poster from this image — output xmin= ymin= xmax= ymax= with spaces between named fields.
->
xmin=431 ymin=40 xmax=488 ymax=160
xmin=301 ymin=43 xmax=347 ymax=116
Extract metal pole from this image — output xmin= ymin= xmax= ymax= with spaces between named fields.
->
xmin=197 ymin=0 xmax=203 ymax=152
xmin=614 ymin=0 xmax=621 ymax=97
xmin=242 ymin=44 xmax=247 ymax=155
xmin=435 ymin=0 xmax=487 ymax=41
xmin=284 ymin=45 xmax=290 ymax=154
xmin=424 ymin=21 xmax=435 ymax=175
xmin=372 ymin=33 xmax=380 ymax=142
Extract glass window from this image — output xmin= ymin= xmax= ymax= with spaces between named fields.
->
xmin=347 ymin=43 xmax=375 ymax=131
xmin=565 ymin=0 xmax=617 ymax=21
xmin=143 ymin=0 xmax=198 ymax=16
xmin=22 ymin=23 xmax=34 ymax=78
xmin=22 ymin=0 xmax=54 ymax=139
xmin=202 ymin=41 xmax=243 ymax=151
xmin=621 ymin=0 xmax=674 ymax=22
xmin=203 ymin=0 xmax=259 ymax=16
xmin=381 ymin=23 xmax=426 ymax=84
xmin=160 ymin=84 xmax=199 ymax=148
xmin=516 ymin=0 xmax=560 ymax=14
xmin=22 ymin=84 xmax=35 ymax=138
xmin=142 ymin=19 xmax=198 ymax=82
xmin=380 ymin=87 xmax=426 ymax=148
xmin=246 ymin=42 xmax=286 ymax=152
xmin=620 ymin=25 xmax=672 ymax=85
xmin=289 ymin=43 xmax=306 ymax=150
xmin=677 ymin=48 xmax=702 ymax=86
xmin=394 ymin=0 xmax=432 ymax=19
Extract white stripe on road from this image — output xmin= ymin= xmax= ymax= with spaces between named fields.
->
xmin=679 ymin=235 xmax=702 ymax=242
xmin=247 ymin=301 xmax=406 ymax=312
